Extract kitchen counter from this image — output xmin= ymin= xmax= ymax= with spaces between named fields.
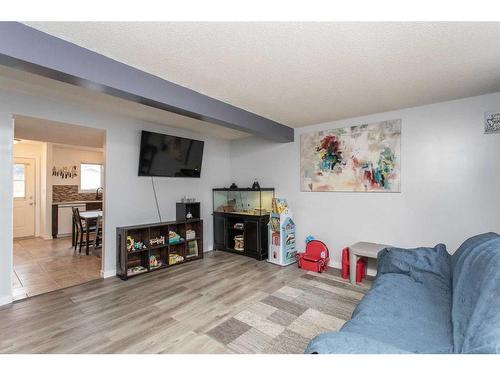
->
xmin=53 ymin=200 xmax=102 ymax=205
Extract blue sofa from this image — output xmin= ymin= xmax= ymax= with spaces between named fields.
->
xmin=305 ymin=232 xmax=500 ymax=354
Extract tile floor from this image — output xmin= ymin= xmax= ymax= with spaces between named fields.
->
xmin=12 ymin=237 xmax=101 ymax=300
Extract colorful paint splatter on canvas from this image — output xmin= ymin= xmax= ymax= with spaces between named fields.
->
xmin=300 ymin=119 xmax=401 ymax=192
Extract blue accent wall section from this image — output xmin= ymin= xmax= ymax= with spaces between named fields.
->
xmin=0 ymin=22 xmax=294 ymax=143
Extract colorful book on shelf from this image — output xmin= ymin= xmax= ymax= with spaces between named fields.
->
xmin=186 ymin=229 xmax=196 ymax=240
xmin=187 ymin=240 xmax=199 ymax=257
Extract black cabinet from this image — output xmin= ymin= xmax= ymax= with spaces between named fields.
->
xmin=176 ymin=202 xmax=200 ymax=221
xmin=213 ymin=214 xmax=227 ymax=249
xmin=213 ymin=212 xmax=269 ymax=261
xmin=244 ymin=220 xmax=259 ymax=255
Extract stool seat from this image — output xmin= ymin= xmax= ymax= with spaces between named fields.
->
xmin=348 ymin=241 xmax=392 ymax=285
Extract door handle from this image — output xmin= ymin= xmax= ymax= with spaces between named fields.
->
xmin=29 ymin=202 xmax=34 ymax=206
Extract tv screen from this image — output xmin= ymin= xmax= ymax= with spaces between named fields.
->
xmin=138 ymin=131 xmax=204 ymax=177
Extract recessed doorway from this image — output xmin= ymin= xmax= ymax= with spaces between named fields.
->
xmin=12 ymin=115 xmax=106 ymax=301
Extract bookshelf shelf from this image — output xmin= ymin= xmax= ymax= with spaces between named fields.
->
xmin=116 ymin=218 xmax=203 ymax=280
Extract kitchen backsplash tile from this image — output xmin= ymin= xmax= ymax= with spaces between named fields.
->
xmin=53 ymin=185 xmax=98 ymax=203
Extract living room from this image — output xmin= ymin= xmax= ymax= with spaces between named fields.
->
xmin=1 ymin=2 xmax=500 ymax=374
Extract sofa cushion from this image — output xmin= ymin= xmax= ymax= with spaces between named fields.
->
xmin=451 ymin=232 xmax=500 ymax=353
xmin=377 ymin=243 xmax=451 ymax=291
xmin=306 ymin=244 xmax=454 ymax=354
xmin=341 ymin=271 xmax=453 ymax=353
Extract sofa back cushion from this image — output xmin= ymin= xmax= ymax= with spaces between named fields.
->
xmin=451 ymin=232 xmax=500 ymax=353
xmin=377 ymin=243 xmax=451 ymax=291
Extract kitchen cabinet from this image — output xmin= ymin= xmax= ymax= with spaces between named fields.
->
xmin=57 ymin=204 xmax=85 ymax=236
xmin=52 ymin=201 xmax=102 ymax=238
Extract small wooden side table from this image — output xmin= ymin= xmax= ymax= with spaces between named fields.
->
xmin=348 ymin=241 xmax=391 ymax=284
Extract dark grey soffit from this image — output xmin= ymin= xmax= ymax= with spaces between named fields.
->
xmin=0 ymin=22 xmax=294 ymax=142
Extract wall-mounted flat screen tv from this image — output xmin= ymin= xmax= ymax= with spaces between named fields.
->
xmin=138 ymin=130 xmax=204 ymax=177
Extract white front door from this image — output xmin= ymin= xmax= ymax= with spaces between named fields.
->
xmin=13 ymin=158 xmax=36 ymax=238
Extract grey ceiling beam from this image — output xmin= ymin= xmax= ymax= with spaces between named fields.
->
xmin=0 ymin=22 xmax=294 ymax=142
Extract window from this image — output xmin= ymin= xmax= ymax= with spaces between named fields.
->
xmin=13 ymin=164 xmax=26 ymax=198
xmin=80 ymin=163 xmax=103 ymax=191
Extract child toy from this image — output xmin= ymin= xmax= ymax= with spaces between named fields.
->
xmin=305 ymin=235 xmax=315 ymax=244
xmin=149 ymin=255 xmax=158 ymax=268
xmin=341 ymin=247 xmax=350 ymax=279
xmin=169 ymin=253 xmax=184 ymax=265
xmin=133 ymin=241 xmax=147 ymax=251
xmin=341 ymin=247 xmax=367 ymax=282
xmin=268 ymin=198 xmax=296 ymax=266
xmin=296 ymin=240 xmax=330 ymax=273
xmin=127 ymin=266 xmax=147 ymax=276
xmin=126 ymin=236 xmax=134 ymax=252
xmin=168 ymin=230 xmax=183 ymax=244
xmin=356 ymin=258 xmax=367 ymax=283
xmin=149 ymin=235 xmax=165 ymax=246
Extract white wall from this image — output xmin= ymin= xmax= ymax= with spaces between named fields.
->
xmin=50 ymin=144 xmax=104 ymax=187
xmin=230 ymin=93 xmax=500 ymax=272
xmin=0 ymin=86 xmax=231 ymax=304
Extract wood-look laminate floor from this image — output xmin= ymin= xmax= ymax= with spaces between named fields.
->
xmin=12 ymin=237 xmax=101 ymax=300
xmin=0 ymin=251 xmax=371 ymax=354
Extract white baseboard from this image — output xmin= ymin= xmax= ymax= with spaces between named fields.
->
xmin=0 ymin=295 xmax=13 ymax=307
xmin=329 ymin=259 xmax=341 ymax=270
xmin=100 ymin=269 xmax=115 ymax=278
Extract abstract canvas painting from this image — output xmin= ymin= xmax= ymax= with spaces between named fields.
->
xmin=300 ymin=119 xmax=401 ymax=192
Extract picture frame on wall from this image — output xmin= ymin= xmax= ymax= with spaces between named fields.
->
xmin=300 ymin=119 xmax=401 ymax=192
xmin=484 ymin=111 xmax=500 ymax=134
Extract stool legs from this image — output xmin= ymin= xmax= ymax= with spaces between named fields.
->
xmin=349 ymin=252 xmax=358 ymax=284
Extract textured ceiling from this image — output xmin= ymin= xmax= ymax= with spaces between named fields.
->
xmin=23 ymin=22 xmax=500 ymax=127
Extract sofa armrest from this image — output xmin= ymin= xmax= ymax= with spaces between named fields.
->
xmin=305 ymin=332 xmax=411 ymax=354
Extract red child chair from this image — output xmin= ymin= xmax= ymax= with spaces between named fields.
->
xmin=296 ymin=240 xmax=330 ymax=273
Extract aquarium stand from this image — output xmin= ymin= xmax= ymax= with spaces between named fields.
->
xmin=212 ymin=187 xmax=274 ymax=261
xmin=213 ymin=212 xmax=269 ymax=260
